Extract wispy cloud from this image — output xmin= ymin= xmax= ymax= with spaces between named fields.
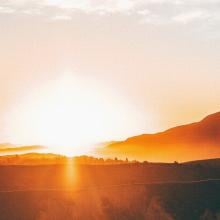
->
xmin=51 ymin=15 xmax=72 ymax=21
xmin=3 ymin=0 xmax=139 ymax=13
xmin=0 ymin=6 xmax=15 ymax=13
xmin=172 ymin=10 xmax=211 ymax=24
xmin=1 ymin=0 xmax=220 ymax=27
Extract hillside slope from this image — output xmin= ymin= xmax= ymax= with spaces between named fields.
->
xmin=100 ymin=112 xmax=220 ymax=162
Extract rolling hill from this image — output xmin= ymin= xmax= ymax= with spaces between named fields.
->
xmin=99 ymin=112 xmax=220 ymax=162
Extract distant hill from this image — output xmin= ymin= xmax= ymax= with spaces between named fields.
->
xmin=0 ymin=144 xmax=46 ymax=155
xmin=99 ymin=112 xmax=220 ymax=162
xmin=184 ymin=158 xmax=220 ymax=167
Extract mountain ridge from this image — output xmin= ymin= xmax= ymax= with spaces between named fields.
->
xmin=99 ymin=111 xmax=220 ymax=162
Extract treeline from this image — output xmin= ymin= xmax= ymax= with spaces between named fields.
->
xmin=73 ymin=155 xmax=139 ymax=165
xmin=0 ymin=153 xmax=143 ymax=165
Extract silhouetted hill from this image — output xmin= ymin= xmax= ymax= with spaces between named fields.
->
xmin=100 ymin=112 xmax=220 ymax=162
xmin=184 ymin=158 xmax=220 ymax=168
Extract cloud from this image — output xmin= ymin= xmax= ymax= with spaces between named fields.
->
xmin=51 ymin=15 xmax=72 ymax=20
xmin=2 ymin=0 xmax=220 ymax=10
xmin=172 ymin=10 xmax=211 ymax=24
xmin=1 ymin=0 xmax=220 ymax=27
xmin=3 ymin=0 xmax=140 ymax=13
xmin=43 ymin=0 xmax=140 ymax=15
xmin=0 ymin=6 xmax=15 ymax=13
xmin=137 ymin=9 xmax=150 ymax=16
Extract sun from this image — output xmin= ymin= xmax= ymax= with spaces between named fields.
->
xmin=5 ymin=72 xmax=152 ymax=156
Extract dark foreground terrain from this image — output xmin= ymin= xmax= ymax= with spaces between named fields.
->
xmin=1 ymin=180 xmax=220 ymax=220
xmin=1 ymin=159 xmax=220 ymax=219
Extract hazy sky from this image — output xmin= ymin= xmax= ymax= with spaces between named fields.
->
xmin=0 ymin=0 xmax=220 ymax=149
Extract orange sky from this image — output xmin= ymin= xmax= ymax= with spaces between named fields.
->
xmin=0 ymin=0 xmax=220 ymax=154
